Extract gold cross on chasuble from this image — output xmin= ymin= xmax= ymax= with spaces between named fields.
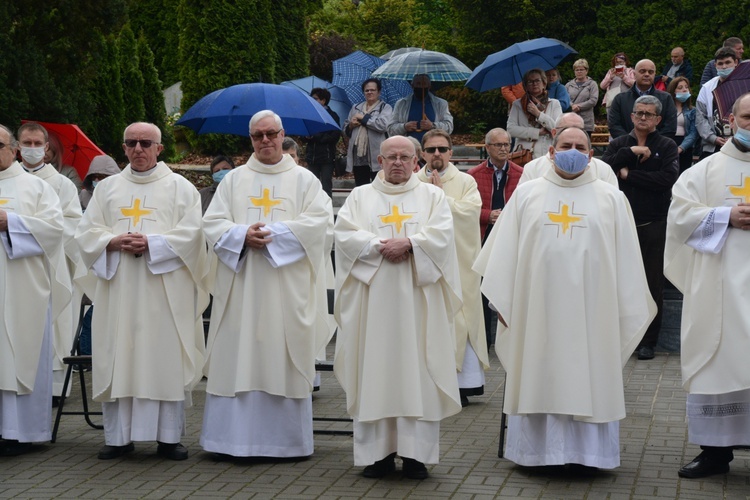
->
xmin=380 ymin=205 xmax=413 ymax=234
xmin=120 ymin=198 xmax=154 ymax=226
xmin=547 ymin=203 xmax=583 ymax=235
xmin=250 ymin=187 xmax=282 ymax=217
xmin=0 ymin=199 xmax=8 ymax=205
xmin=728 ymin=177 xmax=750 ymax=202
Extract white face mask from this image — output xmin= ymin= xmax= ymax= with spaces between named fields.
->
xmin=21 ymin=146 xmax=46 ymax=166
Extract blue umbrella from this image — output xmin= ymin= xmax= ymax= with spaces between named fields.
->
xmin=175 ymin=83 xmax=340 ymax=136
xmin=280 ymin=76 xmax=351 ymax=127
xmin=466 ymin=38 xmax=577 ymax=92
xmin=372 ymin=49 xmax=472 ymax=82
xmin=332 ymin=50 xmax=412 ymax=107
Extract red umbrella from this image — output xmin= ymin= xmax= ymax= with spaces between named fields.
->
xmin=21 ymin=121 xmax=106 ymax=180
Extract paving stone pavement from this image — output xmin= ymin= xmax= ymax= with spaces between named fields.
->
xmin=2 ymin=349 xmax=748 ymax=499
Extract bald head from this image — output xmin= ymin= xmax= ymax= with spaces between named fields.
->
xmin=379 ymin=136 xmax=418 ymax=184
xmin=553 ymin=113 xmax=585 ymax=136
xmin=634 ymin=59 xmax=656 ymax=91
xmin=671 ymin=47 xmax=685 ymax=65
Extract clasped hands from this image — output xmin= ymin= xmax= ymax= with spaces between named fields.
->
xmin=404 ymin=119 xmax=433 ymax=132
xmin=379 ymin=237 xmax=412 ymax=263
xmin=245 ymin=222 xmax=272 ymax=249
xmin=730 ymin=202 xmax=750 ymax=230
xmin=107 ymin=232 xmax=149 ymax=255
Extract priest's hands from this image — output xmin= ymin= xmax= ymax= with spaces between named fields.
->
xmin=245 ymin=222 xmax=271 ymax=249
xmin=429 ymin=170 xmax=443 ymax=189
xmin=107 ymin=232 xmax=149 ymax=254
xmin=730 ymin=203 xmax=750 ymax=230
xmin=379 ymin=237 xmax=412 ymax=263
xmin=0 ymin=209 xmax=6 ymax=232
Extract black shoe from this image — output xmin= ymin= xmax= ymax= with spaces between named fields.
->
xmin=460 ymin=395 xmax=469 ymax=407
xmin=157 ymin=442 xmax=189 ymax=461
xmin=402 ymin=457 xmax=429 ymax=479
xmin=0 ymin=440 xmax=33 ymax=456
xmin=637 ymin=346 xmax=655 ymax=360
xmin=363 ymin=452 xmax=396 ymax=478
xmin=678 ymin=452 xmax=730 ymax=478
xmin=98 ymin=443 xmax=135 ymax=460
xmin=52 ymin=396 xmax=60 ymax=408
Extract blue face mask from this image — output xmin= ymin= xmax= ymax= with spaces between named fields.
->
xmin=675 ymin=92 xmax=691 ymax=103
xmin=212 ymin=169 xmax=229 ymax=183
xmin=734 ymin=127 xmax=750 ymax=148
xmin=717 ymin=67 xmax=735 ymax=79
xmin=553 ymin=148 xmax=589 ymax=174
xmin=92 ymin=180 xmax=99 ymax=189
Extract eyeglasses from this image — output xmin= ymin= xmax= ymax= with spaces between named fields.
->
xmin=487 ymin=142 xmax=511 ymax=149
xmin=250 ymin=129 xmax=282 ymax=141
xmin=383 ymin=154 xmax=414 ymax=163
xmin=424 ymin=146 xmax=450 ymax=154
xmin=124 ymin=139 xmax=158 ymax=149
xmin=632 ymin=111 xmax=657 ymax=120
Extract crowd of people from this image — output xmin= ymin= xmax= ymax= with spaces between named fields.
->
xmin=1 ymin=35 xmax=749 ymax=484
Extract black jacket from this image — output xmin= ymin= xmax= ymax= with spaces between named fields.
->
xmin=602 ymin=130 xmax=679 ymax=224
xmin=305 ymin=106 xmax=341 ymax=165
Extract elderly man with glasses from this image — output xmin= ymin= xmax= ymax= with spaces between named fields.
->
xmin=602 ymin=95 xmax=679 ymax=361
xmin=334 ymin=135 xmax=462 ymax=479
xmin=201 ymin=110 xmax=333 ymax=460
xmin=75 ymin=122 xmax=208 ymax=461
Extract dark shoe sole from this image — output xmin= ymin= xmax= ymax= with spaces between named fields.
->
xmin=678 ymin=462 xmax=729 ymax=478
xmin=157 ymin=443 xmax=189 ymax=461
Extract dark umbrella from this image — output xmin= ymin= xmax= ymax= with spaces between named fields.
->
xmin=713 ymin=62 xmax=750 ymax=121
xmin=175 ymin=83 xmax=340 ymax=137
xmin=280 ymin=76 xmax=351 ymax=127
xmin=465 ymin=38 xmax=577 ymax=92
xmin=332 ymin=50 xmax=412 ymax=107
xmin=21 ymin=121 xmax=106 ymax=180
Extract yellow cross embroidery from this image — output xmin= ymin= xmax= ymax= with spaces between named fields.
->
xmin=547 ymin=204 xmax=583 ymax=234
xmin=250 ymin=188 xmax=282 ymax=217
xmin=0 ymin=199 xmax=8 ymax=205
xmin=728 ymin=177 xmax=750 ymax=202
xmin=120 ymin=198 xmax=153 ymax=226
xmin=380 ymin=205 xmax=413 ymax=234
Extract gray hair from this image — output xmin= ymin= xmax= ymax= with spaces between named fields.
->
xmin=0 ymin=124 xmax=17 ymax=148
xmin=249 ymin=110 xmax=283 ymax=132
xmin=485 ymin=127 xmax=511 ymax=144
xmin=123 ymin=122 xmax=162 ymax=142
xmin=634 ymin=95 xmax=662 ymax=115
xmin=281 ymin=137 xmax=298 ymax=153
xmin=555 ymin=113 xmax=585 ymax=130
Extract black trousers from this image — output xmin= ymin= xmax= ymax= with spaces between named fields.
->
xmin=637 ymin=220 xmax=666 ymax=348
xmin=353 ymin=164 xmax=378 ymax=186
xmin=309 ymin=161 xmax=334 ymax=197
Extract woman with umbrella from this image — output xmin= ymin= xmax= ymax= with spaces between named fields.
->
xmin=507 ymin=69 xmax=562 ymax=160
xmin=344 ymin=78 xmax=393 ymax=186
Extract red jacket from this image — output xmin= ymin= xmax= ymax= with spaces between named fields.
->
xmin=467 ymin=159 xmax=523 ymax=240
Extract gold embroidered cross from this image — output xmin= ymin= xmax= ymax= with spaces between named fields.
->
xmin=380 ymin=205 xmax=413 ymax=234
xmin=547 ymin=203 xmax=583 ymax=234
xmin=250 ymin=188 xmax=282 ymax=217
xmin=728 ymin=177 xmax=750 ymax=202
xmin=120 ymin=198 xmax=153 ymax=226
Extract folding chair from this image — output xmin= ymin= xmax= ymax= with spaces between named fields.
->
xmin=313 ymin=288 xmax=352 ymax=436
xmin=51 ymin=297 xmax=103 ymax=443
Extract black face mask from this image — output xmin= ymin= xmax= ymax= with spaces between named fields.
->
xmin=415 ymin=88 xmax=429 ymax=99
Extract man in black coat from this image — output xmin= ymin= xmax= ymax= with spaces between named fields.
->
xmin=602 ymin=95 xmax=679 ymax=361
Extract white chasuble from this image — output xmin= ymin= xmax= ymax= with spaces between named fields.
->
xmin=202 ymin=154 xmax=333 ymax=398
xmin=476 ymin=167 xmax=655 ymax=423
xmin=417 ymin=164 xmax=488 ymax=372
xmin=75 ymin=162 xmax=208 ymax=404
xmin=0 ymin=164 xmax=68 ymax=397
xmin=28 ymin=163 xmax=82 ymax=394
xmin=665 ymin=141 xmax=750 ymax=395
xmin=334 ymin=173 xmax=462 ymax=424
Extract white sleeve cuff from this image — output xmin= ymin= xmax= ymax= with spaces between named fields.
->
xmin=145 ymin=234 xmax=184 ymax=274
xmin=261 ymin=222 xmax=306 ymax=268
xmin=686 ymin=207 xmax=731 ymax=254
xmin=214 ymin=224 xmax=250 ymax=273
xmin=92 ymin=248 xmax=120 ymax=279
xmin=1 ymin=213 xmax=44 ymax=258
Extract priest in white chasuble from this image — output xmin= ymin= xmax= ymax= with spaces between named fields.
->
xmin=0 ymin=124 xmax=69 ymax=457
xmin=201 ymin=111 xmax=333 ymax=459
xmin=416 ymin=129 xmax=488 ymax=408
xmin=334 ymin=135 xmax=462 ymax=480
xmin=75 ymin=122 xmax=208 ymax=461
xmin=17 ymin=122 xmax=83 ymax=401
xmin=475 ymin=127 xmax=655 ymax=470
xmin=666 ymin=93 xmax=750 ymax=479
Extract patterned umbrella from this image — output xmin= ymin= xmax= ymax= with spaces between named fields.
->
xmin=381 ymin=47 xmax=422 ymax=61
xmin=713 ymin=62 xmax=750 ymax=121
xmin=371 ymin=49 xmax=472 ymax=82
xmin=175 ymin=83 xmax=340 ymax=137
xmin=466 ymin=38 xmax=577 ymax=92
xmin=332 ymin=50 xmax=412 ymax=107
